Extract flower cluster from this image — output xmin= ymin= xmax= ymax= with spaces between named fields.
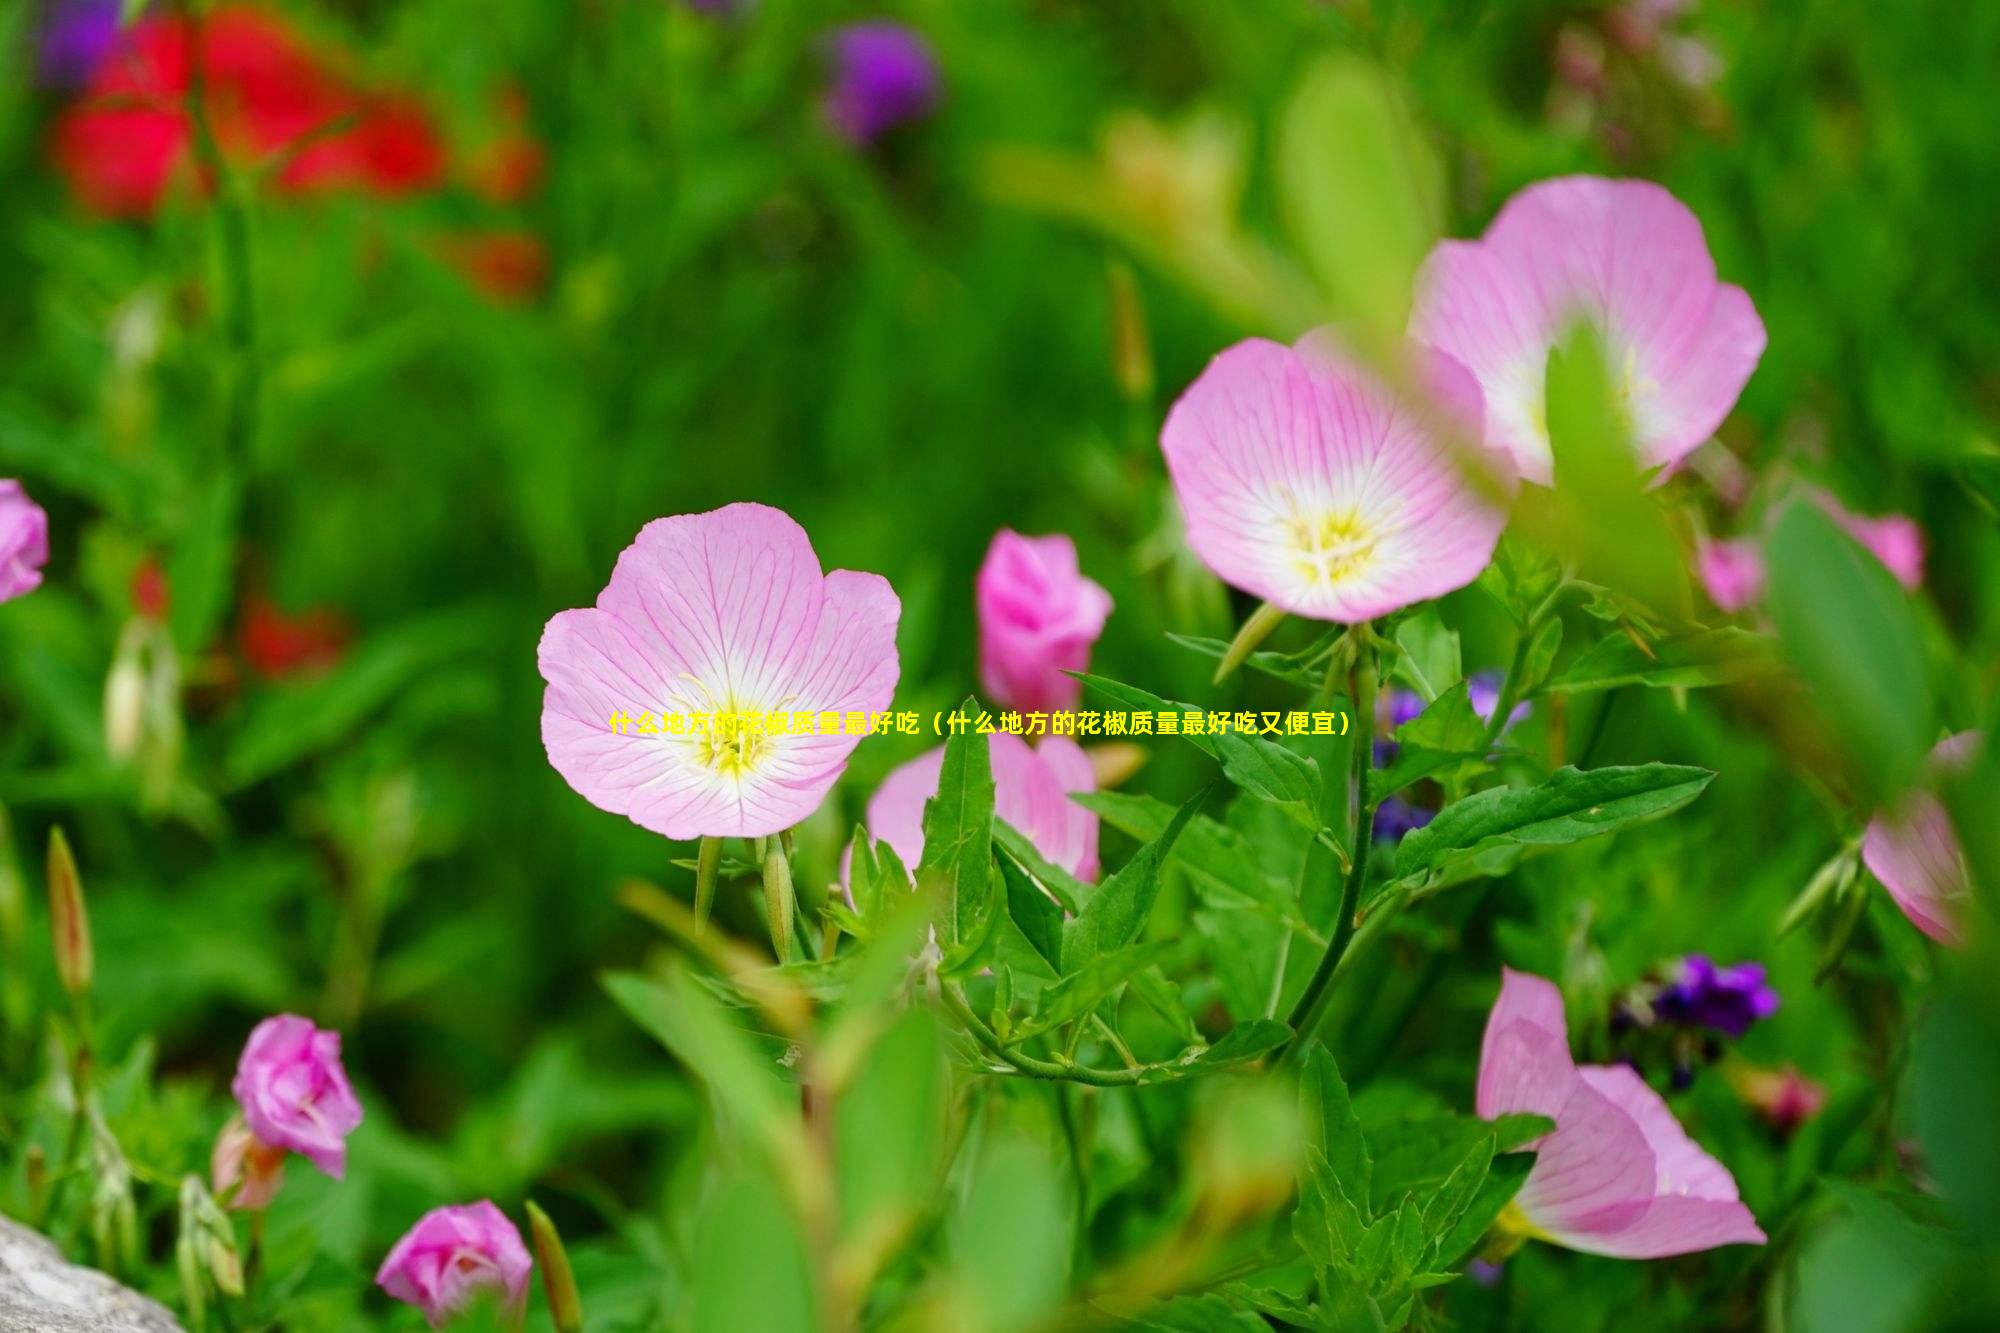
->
xmin=213 ymin=1014 xmax=533 ymax=1325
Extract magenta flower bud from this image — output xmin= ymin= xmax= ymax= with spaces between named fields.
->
xmin=821 ymin=22 xmax=941 ymax=145
xmin=976 ymin=530 xmax=1112 ymax=717
xmin=0 ymin=480 xmax=50 ymax=603
xmin=376 ymin=1202 xmax=533 ymax=1328
xmin=230 ymin=1015 xmax=363 ymax=1179
xmin=1696 ymin=536 xmax=1764 ymax=612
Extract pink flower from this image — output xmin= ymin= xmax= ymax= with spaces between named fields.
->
xmin=1477 ymin=968 xmax=1765 ymax=1258
xmin=0 ymin=480 xmax=50 ymax=602
xmin=1697 ymin=492 xmax=1924 ymax=612
xmin=1863 ymin=732 xmax=1979 ymax=947
xmin=864 ymin=732 xmax=1098 ymax=881
xmin=976 ymin=530 xmax=1112 ymax=716
xmin=538 ymin=503 xmax=901 ymax=839
xmin=1159 ymin=334 xmax=1510 ymax=622
xmin=230 ymin=1014 xmax=363 ymax=1179
xmin=376 ymin=1202 xmax=532 ymax=1328
xmin=1694 ymin=536 xmax=1764 ymax=612
xmin=1411 ymin=176 xmax=1766 ymax=485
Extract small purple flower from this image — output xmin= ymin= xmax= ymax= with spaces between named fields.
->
xmin=1372 ymin=796 xmax=1436 ymax=843
xmin=38 ymin=0 xmax=126 ymax=89
xmin=1466 ymin=1257 xmax=1504 ymax=1287
xmin=1654 ymin=956 xmax=1778 ymax=1039
xmin=1467 ymin=669 xmax=1530 ymax=731
xmin=822 ymin=22 xmax=940 ymax=144
xmin=1374 ymin=686 xmax=1425 ymax=765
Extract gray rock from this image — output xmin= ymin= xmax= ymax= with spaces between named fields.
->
xmin=0 ymin=1215 xmax=183 ymax=1332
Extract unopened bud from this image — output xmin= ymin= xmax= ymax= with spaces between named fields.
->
xmin=1107 ymin=261 xmax=1155 ymax=403
xmin=103 ymin=649 xmax=146 ymax=762
xmin=526 ymin=1201 xmax=585 ymax=1333
xmin=763 ymin=844 xmax=796 ymax=965
xmin=47 ymin=827 xmax=93 ymax=1000
xmin=0 ymin=802 xmax=25 ymax=955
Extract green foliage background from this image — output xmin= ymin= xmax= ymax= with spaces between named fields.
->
xmin=1 ymin=1 xmax=1997 ymax=1330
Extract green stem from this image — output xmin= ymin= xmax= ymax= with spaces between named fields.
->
xmin=1279 ymin=634 xmax=1377 ymax=1065
xmin=1478 ymin=585 xmax=1564 ymax=754
xmin=939 ymin=984 xmax=1199 ymax=1088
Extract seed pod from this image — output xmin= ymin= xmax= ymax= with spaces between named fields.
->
xmin=526 ymin=1201 xmax=584 ymax=1333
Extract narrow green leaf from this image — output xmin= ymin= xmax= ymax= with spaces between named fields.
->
xmin=1213 ymin=729 xmax=1323 ymax=830
xmin=1196 ymin=1018 xmax=1292 ymax=1066
xmin=1392 ymin=610 xmax=1462 ymax=702
xmin=1061 ymin=785 xmax=1212 ymax=971
xmin=1074 ymin=673 xmax=1216 ymax=756
xmin=1544 ymin=627 xmax=1771 ymax=695
xmin=918 ymin=697 xmax=997 ymax=947
xmin=1300 ymin=1046 xmax=1371 ymax=1210
xmin=1394 ymin=764 xmax=1715 ymax=891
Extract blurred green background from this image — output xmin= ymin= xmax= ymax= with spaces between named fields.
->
xmin=2 ymin=0 xmax=1997 ymax=1328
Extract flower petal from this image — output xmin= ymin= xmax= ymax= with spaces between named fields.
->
xmin=1477 ymin=967 xmax=1576 ymax=1122
xmin=1514 ymin=1075 xmax=1657 ymax=1243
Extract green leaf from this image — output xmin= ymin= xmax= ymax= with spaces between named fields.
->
xmin=1277 ymin=54 xmax=1441 ymax=350
xmin=691 ymin=1172 xmax=818 ymax=1333
xmin=918 ymin=698 xmax=997 ymax=947
xmin=1061 ymin=786 xmax=1211 ymax=971
xmin=1391 ymin=610 xmax=1462 ymax=702
xmin=1300 ymin=1046 xmax=1372 ymax=1211
xmin=1213 ymin=728 xmax=1323 ymax=831
xmin=1295 ymin=1149 xmax=1368 ymax=1270
xmin=603 ymin=970 xmax=791 ymax=1149
xmin=1543 ymin=627 xmax=1771 ymax=694
xmin=1765 ymin=499 xmax=1936 ymax=800
xmin=997 ymin=855 xmax=1065 ymax=976
xmin=954 ymin=1132 xmax=1067 ymax=1333
xmin=1369 ymin=682 xmax=1485 ymax=802
xmin=1435 ymin=1153 xmax=1533 ymax=1268
xmin=1366 ymin=1113 xmax=1548 ymax=1214
xmin=1016 ymin=940 xmax=1172 ymax=1041
xmin=835 ymin=1009 xmax=947 ymax=1240
xmin=167 ymin=472 xmax=242 ymax=656
xmin=1074 ymin=672 xmax=1215 ymax=756
xmin=994 ymin=818 xmax=1087 ymax=914
xmin=1393 ymin=764 xmax=1715 ymax=893
xmin=1165 ymin=632 xmax=1327 ymax=687
xmin=1419 ymin=1132 xmax=1493 ymax=1244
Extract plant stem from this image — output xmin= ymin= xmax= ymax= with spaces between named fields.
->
xmin=1279 ymin=633 xmax=1378 ymax=1065
xmin=1479 ymin=585 xmax=1563 ymax=754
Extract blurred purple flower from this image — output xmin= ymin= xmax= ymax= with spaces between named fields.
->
xmin=1466 ymin=1257 xmax=1504 ymax=1287
xmin=1374 ymin=686 xmax=1425 ymax=765
xmin=1468 ymin=668 xmax=1530 ymax=730
xmin=38 ymin=0 xmax=125 ymax=88
xmin=822 ymin=22 xmax=940 ymax=144
xmin=1655 ymin=956 xmax=1778 ymax=1039
xmin=1373 ymin=796 xmax=1435 ymax=843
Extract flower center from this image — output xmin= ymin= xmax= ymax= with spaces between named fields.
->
xmin=696 ymin=715 xmax=769 ymax=777
xmin=1282 ymin=507 xmax=1378 ymax=588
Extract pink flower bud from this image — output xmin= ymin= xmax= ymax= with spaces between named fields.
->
xmin=0 ymin=479 xmax=49 ymax=603
xmin=1696 ymin=537 xmax=1765 ymax=613
xmin=376 ymin=1201 xmax=533 ymax=1328
xmin=230 ymin=1015 xmax=363 ymax=1178
xmin=210 ymin=1116 xmax=288 ymax=1211
xmin=976 ymin=530 xmax=1112 ymax=716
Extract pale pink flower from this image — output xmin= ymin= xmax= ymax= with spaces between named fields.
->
xmin=231 ymin=1014 xmax=363 ymax=1179
xmin=1478 ymin=968 xmax=1765 ymax=1258
xmin=0 ymin=480 xmax=50 ymax=602
xmin=865 ymin=732 xmax=1098 ymax=881
xmin=1698 ymin=492 xmax=1924 ymax=612
xmin=1159 ymin=334 xmax=1510 ymax=622
xmin=1411 ymin=176 xmax=1766 ymax=485
xmin=538 ymin=503 xmax=901 ymax=839
xmin=1863 ymin=732 xmax=1979 ymax=947
xmin=376 ymin=1201 xmax=532 ymax=1328
xmin=977 ymin=530 xmax=1113 ymax=716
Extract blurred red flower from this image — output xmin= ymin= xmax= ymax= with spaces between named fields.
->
xmin=439 ymin=230 xmax=549 ymax=304
xmin=52 ymin=7 xmax=445 ymax=217
xmin=240 ymin=593 xmax=350 ymax=679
